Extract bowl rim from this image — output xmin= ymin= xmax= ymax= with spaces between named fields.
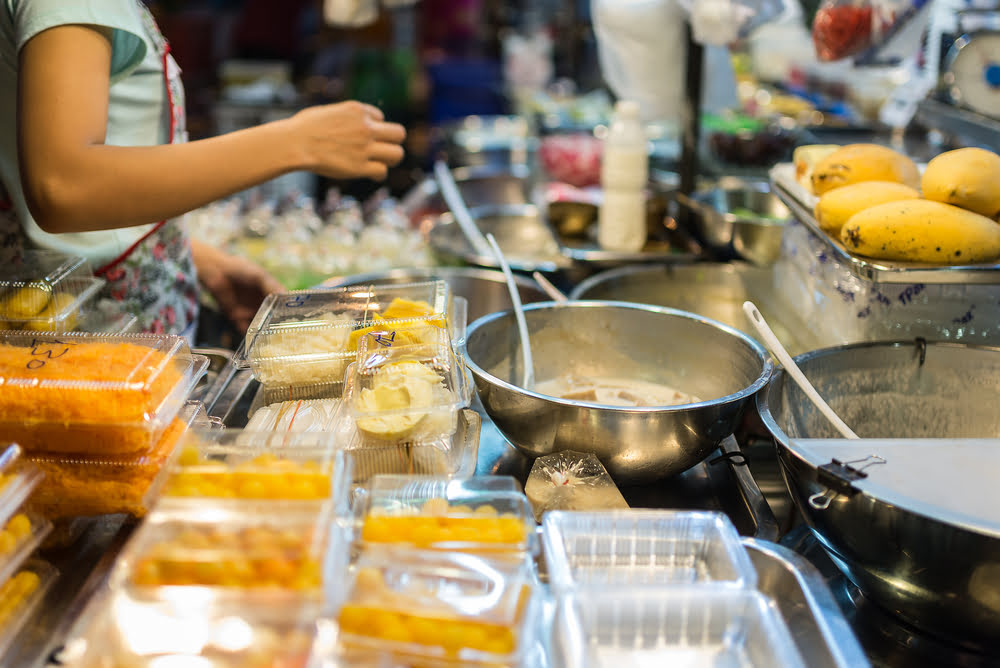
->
xmin=464 ymin=300 xmax=773 ymax=412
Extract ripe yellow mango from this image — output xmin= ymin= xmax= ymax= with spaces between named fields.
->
xmin=0 ymin=286 xmax=51 ymax=319
xmin=841 ymin=199 xmax=1000 ymax=264
xmin=814 ymin=181 xmax=921 ymax=236
xmin=921 ymin=147 xmax=1000 ymax=220
xmin=810 ymin=144 xmax=920 ymax=196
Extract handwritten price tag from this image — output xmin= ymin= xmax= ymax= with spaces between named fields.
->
xmin=27 ymin=338 xmax=76 ymax=370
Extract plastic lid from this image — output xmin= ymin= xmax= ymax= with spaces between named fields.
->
xmin=0 ymin=250 xmax=104 ymax=331
xmin=160 ymin=430 xmax=350 ymax=503
xmin=353 ymin=475 xmax=535 ymax=555
xmin=334 ymin=548 xmax=539 ymax=664
xmin=0 ymin=332 xmax=207 ymax=456
xmin=240 ymin=281 xmax=452 ymax=385
xmin=0 ymin=560 xmax=58 ymax=659
xmin=613 ymin=100 xmax=641 ymax=120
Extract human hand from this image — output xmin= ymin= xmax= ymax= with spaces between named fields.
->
xmin=191 ymin=241 xmax=283 ymax=334
xmin=286 ymin=101 xmax=406 ymax=181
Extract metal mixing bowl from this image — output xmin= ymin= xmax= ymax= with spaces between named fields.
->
xmin=570 ymin=263 xmax=827 ymax=356
xmin=676 ymin=181 xmax=790 ymax=266
xmin=758 ymin=340 xmax=1000 ymax=649
xmin=464 ymin=301 xmax=772 ymax=483
xmin=320 ymin=266 xmax=548 ymax=323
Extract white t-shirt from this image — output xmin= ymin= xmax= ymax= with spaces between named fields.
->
xmin=0 ymin=0 xmax=170 ymax=264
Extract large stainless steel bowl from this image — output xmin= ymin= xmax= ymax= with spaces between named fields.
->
xmin=465 ymin=301 xmax=773 ymax=483
xmin=321 ymin=266 xmax=548 ymax=323
xmin=570 ymin=263 xmax=827 ymax=356
xmin=758 ymin=340 xmax=1000 ymax=650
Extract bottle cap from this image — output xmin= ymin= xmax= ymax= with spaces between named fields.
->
xmin=614 ymin=100 xmax=641 ymax=120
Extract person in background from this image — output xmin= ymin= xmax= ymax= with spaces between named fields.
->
xmin=0 ymin=0 xmax=406 ymax=337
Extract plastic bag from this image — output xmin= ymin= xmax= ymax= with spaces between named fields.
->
xmin=677 ymin=0 xmax=788 ymax=47
xmin=812 ymin=0 xmax=930 ymax=63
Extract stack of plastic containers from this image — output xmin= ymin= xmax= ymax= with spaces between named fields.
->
xmin=0 ymin=250 xmax=138 ymax=334
xmin=235 ymin=281 xmax=475 ymax=482
xmin=67 ymin=432 xmax=353 ymax=666
xmin=0 ymin=332 xmax=209 ymax=519
xmin=0 ymin=445 xmax=57 ymax=662
xmin=327 ymin=474 xmax=543 ymax=667
xmin=542 ymin=510 xmax=807 ymax=667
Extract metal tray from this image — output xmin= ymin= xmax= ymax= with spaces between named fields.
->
xmin=770 ymin=163 xmax=1000 ymax=284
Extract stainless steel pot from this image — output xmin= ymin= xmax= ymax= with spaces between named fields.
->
xmin=465 ymin=301 xmax=772 ymax=483
xmin=757 ymin=340 xmax=1000 ymax=650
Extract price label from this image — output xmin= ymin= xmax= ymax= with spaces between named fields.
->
xmin=372 ymin=331 xmax=396 ymax=348
xmin=283 ymin=294 xmax=311 ymax=309
xmin=26 ymin=338 xmax=76 ymax=370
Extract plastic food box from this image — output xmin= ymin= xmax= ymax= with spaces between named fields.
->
xmin=331 ymin=408 xmax=481 ymax=484
xmin=0 ymin=332 xmax=209 ymax=457
xmin=0 ymin=510 xmax=51 ymax=591
xmin=113 ymin=503 xmax=334 ymax=601
xmin=159 ymin=429 xmax=349 ymax=503
xmin=343 ymin=340 xmax=471 ymax=447
xmin=0 ymin=560 xmax=58 ymax=659
xmin=75 ymin=300 xmax=140 ymax=335
xmin=240 ymin=281 xmax=452 ymax=386
xmin=333 ymin=547 xmax=540 ymax=667
xmin=0 ymin=446 xmax=43 ymax=530
xmin=24 ymin=400 xmax=208 ymax=520
xmin=0 ymin=250 xmax=104 ymax=332
xmin=351 ymin=475 xmax=535 ymax=556
xmin=542 ymin=510 xmax=757 ymax=591
xmin=72 ymin=590 xmax=320 ymax=668
xmin=244 ymin=398 xmax=342 ymax=433
xmin=553 ymin=588 xmax=806 ymax=668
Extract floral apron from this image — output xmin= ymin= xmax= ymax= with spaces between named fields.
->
xmin=0 ymin=2 xmax=199 ymax=337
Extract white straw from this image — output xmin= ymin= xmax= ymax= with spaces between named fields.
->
xmin=532 ymin=271 xmax=568 ymax=302
xmin=743 ymin=301 xmax=859 ymax=440
xmin=433 ymin=160 xmax=494 ymax=258
xmin=488 ymin=233 xmax=535 ymax=389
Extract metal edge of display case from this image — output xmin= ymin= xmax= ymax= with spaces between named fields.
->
xmin=772 ymin=177 xmax=1000 ymax=285
xmin=916 ymin=97 xmax=1000 ymax=150
xmin=742 ymin=537 xmax=871 ymax=668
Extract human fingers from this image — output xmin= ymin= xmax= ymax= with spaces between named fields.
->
xmin=360 ymin=103 xmax=384 ymax=121
xmin=370 ymin=120 xmax=406 ymax=144
xmin=369 ymin=141 xmax=405 ymax=167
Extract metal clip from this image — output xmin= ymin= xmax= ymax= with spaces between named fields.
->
xmin=809 ymin=455 xmax=886 ymax=510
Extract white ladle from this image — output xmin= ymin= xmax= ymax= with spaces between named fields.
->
xmin=743 ymin=301 xmax=858 ymax=440
xmin=487 ymin=233 xmax=535 ymax=390
xmin=433 ymin=160 xmax=494 ymax=259
xmin=532 ymin=271 xmax=568 ymax=302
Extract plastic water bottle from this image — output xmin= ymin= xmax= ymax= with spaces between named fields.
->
xmin=598 ymin=100 xmax=648 ymax=252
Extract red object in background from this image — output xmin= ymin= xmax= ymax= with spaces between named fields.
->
xmin=812 ymin=4 xmax=874 ymax=62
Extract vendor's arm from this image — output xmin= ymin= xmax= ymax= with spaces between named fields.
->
xmin=17 ymin=24 xmax=405 ymax=233
xmin=189 ymin=239 xmax=284 ymax=333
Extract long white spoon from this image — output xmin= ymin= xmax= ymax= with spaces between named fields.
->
xmin=488 ymin=233 xmax=535 ymax=389
xmin=433 ymin=160 xmax=494 ymax=259
xmin=743 ymin=301 xmax=858 ymax=440
xmin=532 ymin=271 xmax=568 ymax=302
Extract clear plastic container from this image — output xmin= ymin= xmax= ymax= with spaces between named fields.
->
xmin=0 ymin=332 xmax=209 ymax=456
xmin=351 ymin=475 xmax=535 ymax=555
xmin=542 ymin=510 xmax=756 ymax=591
xmin=25 ymin=400 xmax=207 ymax=520
xmin=75 ymin=299 xmax=140 ymax=334
xmin=0 ymin=250 xmax=104 ymax=332
xmin=0 ymin=446 xmax=44 ymax=530
xmin=244 ymin=398 xmax=342 ymax=433
xmin=241 ymin=281 xmax=451 ymax=386
xmin=333 ymin=407 xmax=481 ymax=484
xmin=553 ymin=588 xmax=806 ymax=668
xmin=0 ymin=510 xmax=52 ymax=590
xmin=113 ymin=503 xmax=333 ymax=599
xmin=343 ymin=342 xmax=471 ymax=447
xmin=72 ymin=590 xmax=320 ymax=667
xmin=333 ymin=548 xmax=540 ymax=667
xmin=159 ymin=429 xmax=350 ymax=502
xmin=0 ymin=560 xmax=58 ymax=659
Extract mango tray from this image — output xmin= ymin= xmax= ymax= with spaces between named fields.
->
xmin=770 ymin=163 xmax=1000 ymax=285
